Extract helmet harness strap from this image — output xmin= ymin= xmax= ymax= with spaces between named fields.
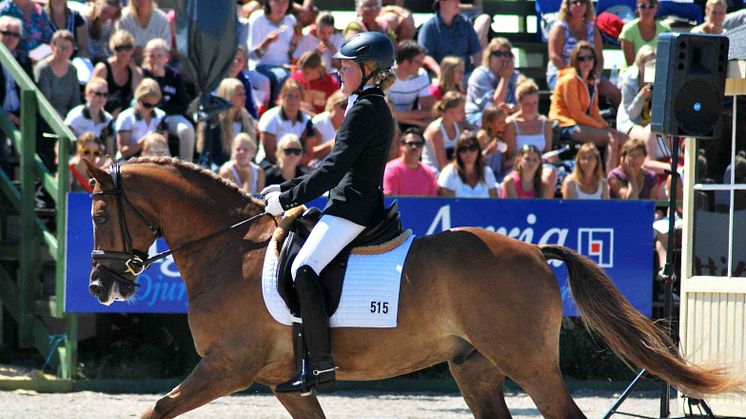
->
xmin=356 ymin=61 xmax=382 ymax=93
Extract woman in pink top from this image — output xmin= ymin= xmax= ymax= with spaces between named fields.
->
xmin=502 ymin=144 xmax=549 ymax=199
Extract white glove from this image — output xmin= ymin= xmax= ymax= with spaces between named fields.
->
xmin=264 ymin=191 xmax=284 ymax=216
xmin=260 ymin=184 xmax=281 ymax=198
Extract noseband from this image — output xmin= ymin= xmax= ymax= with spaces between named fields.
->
xmin=91 ymin=162 xmax=274 ymax=290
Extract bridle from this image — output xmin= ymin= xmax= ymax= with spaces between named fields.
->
xmin=90 ymin=162 xmax=274 ymax=291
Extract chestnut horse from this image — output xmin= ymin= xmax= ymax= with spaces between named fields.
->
xmin=84 ymin=158 xmax=740 ymax=419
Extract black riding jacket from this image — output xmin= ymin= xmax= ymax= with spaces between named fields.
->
xmin=278 ymin=87 xmax=394 ymax=227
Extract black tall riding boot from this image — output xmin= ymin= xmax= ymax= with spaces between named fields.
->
xmin=275 ymin=265 xmax=336 ymax=395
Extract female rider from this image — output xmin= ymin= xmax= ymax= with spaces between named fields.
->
xmin=261 ymin=32 xmax=396 ymax=394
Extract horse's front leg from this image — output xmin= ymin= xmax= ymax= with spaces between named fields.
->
xmin=273 ymin=391 xmax=326 ymax=418
xmin=141 ymin=352 xmax=257 ymax=419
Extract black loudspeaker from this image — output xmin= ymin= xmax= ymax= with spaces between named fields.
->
xmin=651 ymin=33 xmax=729 ymax=139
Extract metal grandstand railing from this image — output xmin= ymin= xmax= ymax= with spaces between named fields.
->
xmin=0 ymin=42 xmax=78 ymax=379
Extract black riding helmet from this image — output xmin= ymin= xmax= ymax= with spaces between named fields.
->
xmin=333 ymin=32 xmax=395 ymax=92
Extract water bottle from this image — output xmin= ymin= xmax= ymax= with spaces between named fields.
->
xmin=610 ymin=64 xmax=619 ymax=87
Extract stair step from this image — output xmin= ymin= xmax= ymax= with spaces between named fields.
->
xmin=0 ymin=243 xmax=19 ymax=261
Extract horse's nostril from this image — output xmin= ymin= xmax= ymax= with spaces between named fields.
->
xmin=89 ymin=280 xmax=104 ymax=297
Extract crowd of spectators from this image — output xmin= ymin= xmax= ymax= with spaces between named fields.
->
xmin=0 ymin=0 xmax=742 ymax=207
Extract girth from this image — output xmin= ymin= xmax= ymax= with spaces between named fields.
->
xmin=276 ymin=202 xmax=403 ymax=317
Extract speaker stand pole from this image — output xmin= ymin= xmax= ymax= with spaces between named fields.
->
xmin=604 ymin=136 xmax=713 ymax=418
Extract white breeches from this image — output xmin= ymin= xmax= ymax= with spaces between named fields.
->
xmin=291 ymin=214 xmax=366 ymax=279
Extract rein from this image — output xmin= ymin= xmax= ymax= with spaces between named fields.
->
xmin=91 ymin=162 xmax=276 ymax=288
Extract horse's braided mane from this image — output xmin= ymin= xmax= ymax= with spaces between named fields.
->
xmin=125 ymin=157 xmax=265 ymax=212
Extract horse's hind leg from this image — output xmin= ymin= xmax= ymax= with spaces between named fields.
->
xmin=273 ymin=392 xmax=326 ymax=419
xmin=448 ymin=351 xmax=512 ymax=418
xmin=141 ymin=354 xmax=255 ymax=419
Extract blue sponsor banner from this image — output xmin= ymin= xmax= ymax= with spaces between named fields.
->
xmin=65 ymin=193 xmax=654 ymax=315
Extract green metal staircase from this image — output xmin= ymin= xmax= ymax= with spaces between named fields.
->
xmin=0 ymin=43 xmax=78 ymax=379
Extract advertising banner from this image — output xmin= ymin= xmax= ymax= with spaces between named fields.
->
xmin=65 ymin=193 xmax=654 ymax=315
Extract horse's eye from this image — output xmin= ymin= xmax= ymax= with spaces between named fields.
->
xmin=94 ymin=215 xmax=107 ymax=224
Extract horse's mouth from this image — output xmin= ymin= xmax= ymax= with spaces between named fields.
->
xmin=96 ymin=281 xmax=128 ymax=306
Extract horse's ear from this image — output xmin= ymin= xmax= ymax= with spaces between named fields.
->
xmin=82 ymin=159 xmax=108 ymax=187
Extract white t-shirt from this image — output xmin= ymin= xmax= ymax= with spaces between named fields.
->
xmin=247 ymin=12 xmax=296 ymax=68
xmin=437 ymin=164 xmax=497 ymax=198
xmin=312 ymin=111 xmax=337 ymax=144
xmin=116 ymin=7 xmax=173 ymax=49
xmin=256 ymin=106 xmax=312 ymax=161
xmin=114 ymin=107 xmax=166 ymax=144
xmin=388 ymin=67 xmax=431 ymax=112
xmin=292 ymin=30 xmax=345 ymax=70
xmin=65 ymin=104 xmax=113 ymax=139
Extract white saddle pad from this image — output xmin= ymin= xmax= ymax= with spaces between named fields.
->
xmin=261 ymin=234 xmax=415 ymax=328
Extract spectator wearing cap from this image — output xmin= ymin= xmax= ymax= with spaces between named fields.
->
xmin=34 ymin=29 xmax=80 ymax=117
xmin=0 ymin=0 xmax=54 ymax=54
xmin=417 ymin=0 xmax=483 ymax=78
xmin=115 ymin=78 xmax=168 ymax=160
xmin=388 ymin=40 xmax=434 ymax=130
xmin=383 ymin=127 xmax=438 ymax=197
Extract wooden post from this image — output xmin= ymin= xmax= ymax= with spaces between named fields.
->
xmin=18 ymin=90 xmax=40 ymax=348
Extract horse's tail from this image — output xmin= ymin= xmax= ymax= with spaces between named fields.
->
xmin=540 ymin=244 xmax=743 ymax=398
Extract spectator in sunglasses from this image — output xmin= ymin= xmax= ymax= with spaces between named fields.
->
xmin=92 ymin=30 xmax=143 ymax=118
xmin=34 ymin=29 xmax=80 ymax=117
xmin=68 ymin=131 xmax=105 ymax=192
xmin=438 ymin=130 xmax=498 ymax=198
xmin=0 ymin=15 xmax=32 ymax=130
xmin=546 ymin=0 xmax=620 ymax=105
xmin=619 ymin=0 xmax=670 ymax=67
xmin=465 ymin=37 xmax=521 ymax=127
xmin=0 ymin=0 xmax=54 ymax=54
xmin=263 ymin=133 xmax=307 ymax=187
xmin=383 ymin=127 xmax=437 ymax=196
xmin=114 ymin=78 xmax=167 ymax=160
xmin=550 ymin=41 xmax=627 ymax=174
xmin=65 ymin=77 xmax=114 ymax=152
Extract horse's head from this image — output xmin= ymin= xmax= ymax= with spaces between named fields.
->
xmin=84 ymin=159 xmax=161 ymax=305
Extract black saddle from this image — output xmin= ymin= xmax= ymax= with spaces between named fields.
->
xmin=276 ymin=202 xmax=403 ymax=318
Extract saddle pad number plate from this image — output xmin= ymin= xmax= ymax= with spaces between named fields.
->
xmin=262 ymin=234 xmax=414 ymax=328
